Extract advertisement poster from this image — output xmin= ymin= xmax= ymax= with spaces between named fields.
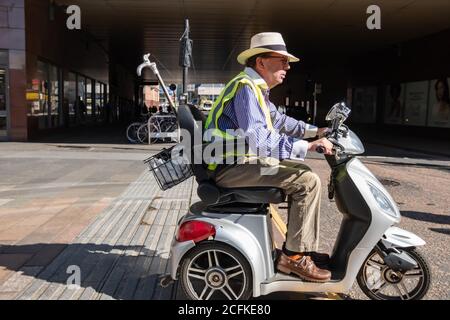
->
xmin=427 ymin=78 xmax=450 ymax=127
xmin=352 ymin=87 xmax=377 ymax=123
xmin=403 ymin=81 xmax=429 ymax=126
xmin=384 ymin=83 xmax=405 ymax=124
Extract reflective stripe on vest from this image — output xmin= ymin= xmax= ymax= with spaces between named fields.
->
xmin=204 ymin=72 xmax=273 ymax=170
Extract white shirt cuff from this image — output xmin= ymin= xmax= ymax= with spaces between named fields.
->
xmin=303 ymin=124 xmax=318 ymax=139
xmin=290 ymin=140 xmax=309 ymax=160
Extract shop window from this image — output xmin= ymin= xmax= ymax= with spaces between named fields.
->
xmin=77 ymin=76 xmax=86 ymax=122
xmin=64 ymin=72 xmax=77 ymax=126
xmin=31 ymin=60 xmax=62 ymax=129
xmin=49 ymin=64 xmax=60 ymax=127
xmin=95 ymin=81 xmax=102 ymax=118
xmin=86 ymin=78 xmax=93 ymax=117
xmin=0 ymin=67 xmax=6 ymax=133
xmin=35 ymin=61 xmax=49 ymax=129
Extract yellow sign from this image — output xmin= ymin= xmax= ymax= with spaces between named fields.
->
xmin=26 ymin=92 xmax=39 ymax=101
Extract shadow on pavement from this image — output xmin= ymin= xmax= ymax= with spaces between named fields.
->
xmin=401 ymin=211 xmax=450 ymax=225
xmin=362 ymin=143 xmax=450 ymax=162
xmin=0 ymin=243 xmax=172 ymax=300
xmin=29 ymin=124 xmax=132 ymax=145
xmin=363 ymin=159 xmax=450 ymax=173
xmin=428 ymin=228 xmax=450 ymax=236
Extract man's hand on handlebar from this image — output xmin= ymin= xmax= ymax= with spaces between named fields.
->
xmin=308 ymin=138 xmax=334 ymax=155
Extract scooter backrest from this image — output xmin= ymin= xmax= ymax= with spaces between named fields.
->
xmin=177 ymin=104 xmax=205 ymax=137
xmin=177 ymin=104 xmax=210 ymax=183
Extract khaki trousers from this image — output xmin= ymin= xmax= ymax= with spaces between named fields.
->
xmin=214 ymin=157 xmax=321 ymax=253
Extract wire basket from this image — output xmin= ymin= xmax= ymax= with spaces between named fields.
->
xmin=144 ymin=145 xmax=193 ymax=191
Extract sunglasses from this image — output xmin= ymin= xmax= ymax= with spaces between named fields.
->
xmin=262 ymin=55 xmax=290 ymax=66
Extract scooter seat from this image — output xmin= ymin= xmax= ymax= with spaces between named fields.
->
xmin=197 ymin=181 xmax=285 ymax=205
xmin=221 ymin=187 xmax=285 ymax=204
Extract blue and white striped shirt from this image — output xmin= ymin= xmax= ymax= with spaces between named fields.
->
xmin=217 ymin=67 xmax=314 ymax=160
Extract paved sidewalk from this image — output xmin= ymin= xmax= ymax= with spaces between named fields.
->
xmin=36 ymin=173 xmax=190 ymax=300
xmin=0 ymin=142 xmax=154 ymax=299
xmin=0 ymin=165 xmax=195 ymax=299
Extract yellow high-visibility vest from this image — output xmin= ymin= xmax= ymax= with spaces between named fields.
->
xmin=204 ymin=71 xmax=273 ymax=170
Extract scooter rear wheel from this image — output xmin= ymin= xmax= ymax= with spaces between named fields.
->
xmin=179 ymin=242 xmax=253 ymax=300
xmin=357 ymin=247 xmax=431 ymax=300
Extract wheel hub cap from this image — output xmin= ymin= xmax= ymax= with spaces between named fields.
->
xmin=205 ymin=268 xmax=227 ymax=289
xmin=384 ymin=269 xmax=403 ymax=284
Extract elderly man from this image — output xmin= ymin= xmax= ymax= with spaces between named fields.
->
xmin=204 ymin=32 xmax=333 ymax=282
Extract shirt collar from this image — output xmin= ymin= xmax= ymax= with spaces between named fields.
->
xmin=244 ymin=67 xmax=269 ymax=90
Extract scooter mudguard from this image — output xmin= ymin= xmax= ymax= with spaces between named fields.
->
xmin=381 ymin=226 xmax=426 ymax=248
xmin=168 ymin=214 xmax=271 ymax=297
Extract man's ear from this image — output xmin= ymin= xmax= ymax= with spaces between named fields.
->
xmin=256 ymin=57 xmax=265 ymax=69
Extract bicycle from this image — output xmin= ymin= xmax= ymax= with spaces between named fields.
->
xmin=126 ymin=113 xmax=150 ymax=143
xmin=137 ymin=111 xmax=178 ymax=144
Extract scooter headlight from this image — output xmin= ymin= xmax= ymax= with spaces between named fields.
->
xmin=367 ymin=182 xmax=398 ymax=218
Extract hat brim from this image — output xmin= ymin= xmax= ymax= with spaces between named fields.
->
xmin=237 ymin=48 xmax=300 ymax=65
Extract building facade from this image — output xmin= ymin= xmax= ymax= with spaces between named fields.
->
xmin=0 ymin=0 xmax=136 ymax=141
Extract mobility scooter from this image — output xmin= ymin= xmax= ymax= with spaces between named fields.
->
xmin=138 ymin=54 xmax=431 ymax=300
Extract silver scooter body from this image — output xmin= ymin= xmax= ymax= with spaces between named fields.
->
xmin=168 ymin=104 xmax=426 ymax=298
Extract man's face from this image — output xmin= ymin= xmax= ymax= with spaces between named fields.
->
xmin=257 ymin=53 xmax=290 ymax=88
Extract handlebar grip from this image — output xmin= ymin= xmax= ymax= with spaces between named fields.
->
xmin=316 ymin=146 xmax=325 ymax=154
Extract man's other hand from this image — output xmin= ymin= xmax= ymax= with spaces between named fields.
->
xmin=308 ymin=138 xmax=334 ymax=155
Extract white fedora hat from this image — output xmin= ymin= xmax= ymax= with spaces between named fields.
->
xmin=237 ymin=32 xmax=300 ymax=65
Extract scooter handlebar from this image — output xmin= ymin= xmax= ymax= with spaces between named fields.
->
xmin=316 ymin=146 xmax=325 ymax=154
xmin=316 ymin=138 xmax=344 ymax=155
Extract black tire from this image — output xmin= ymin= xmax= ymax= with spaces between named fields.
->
xmin=126 ymin=122 xmax=141 ymax=143
xmin=179 ymin=242 xmax=253 ymax=300
xmin=137 ymin=123 xmax=148 ymax=143
xmin=357 ymin=247 xmax=431 ymax=300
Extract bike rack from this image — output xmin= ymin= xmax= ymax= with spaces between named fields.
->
xmin=147 ymin=114 xmax=180 ymax=144
xmin=137 ymin=54 xmax=181 ymax=145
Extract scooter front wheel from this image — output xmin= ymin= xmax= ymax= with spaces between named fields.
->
xmin=179 ymin=242 xmax=253 ymax=300
xmin=357 ymin=247 xmax=431 ymax=300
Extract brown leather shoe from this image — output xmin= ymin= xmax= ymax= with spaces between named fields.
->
xmin=276 ymin=252 xmax=331 ymax=282
xmin=305 ymin=252 xmax=330 ymax=266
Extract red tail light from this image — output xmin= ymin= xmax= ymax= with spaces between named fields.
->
xmin=177 ymin=221 xmax=216 ymax=243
